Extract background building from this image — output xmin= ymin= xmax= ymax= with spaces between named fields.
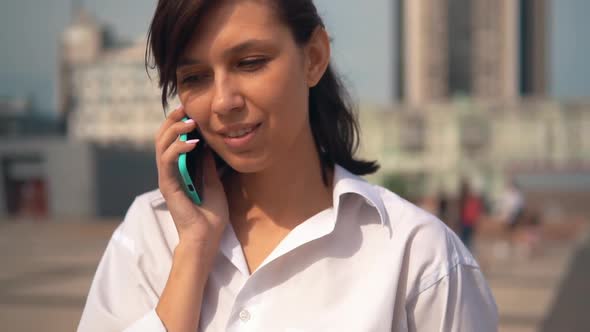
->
xmin=395 ymin=0 xmax=549 ymax=105
xmin=0 ymin=7 xmax=162 ymax=220
xmin=0 ymin=98 xmax=67 ymax=219
xmin=359 ymin=100 xmax=590 ymax=219
xmin=1 ymin=2 xmax=588 ymax=221
xmin=60 ymin=7 xmax=165 ymax=146
xmin=3 ymin=1 xmax=590 ymax=111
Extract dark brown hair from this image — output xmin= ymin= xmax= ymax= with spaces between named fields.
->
xmin=145 ymin=0 xmax=379 ymax=181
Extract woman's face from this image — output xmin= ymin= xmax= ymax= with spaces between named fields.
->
xmin=176 ymin=0 xmax=314 ymax=174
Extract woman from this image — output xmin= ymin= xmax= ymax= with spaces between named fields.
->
xmin=78 ymin=1 xmax=497 ymax=331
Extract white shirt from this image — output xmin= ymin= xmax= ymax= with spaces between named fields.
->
xmin=78 ymin=165 xmax=498 ymax=332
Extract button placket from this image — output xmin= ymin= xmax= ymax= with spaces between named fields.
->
xmin=238 ymin=309 xmax=251 ymax=322
xmin=228 ymin=273 xmax=265 ymax=330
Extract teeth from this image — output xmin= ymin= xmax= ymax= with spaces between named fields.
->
xmin=227 ymin=126 xmax=254 ymax=138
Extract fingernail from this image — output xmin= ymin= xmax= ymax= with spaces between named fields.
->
xmin=185 ymin=139 xmax=200 ymax=144
xmin=183 ymin=118 xmax=195 ymax=124
xmin=174 ymin=103 xmax=184 ymax=111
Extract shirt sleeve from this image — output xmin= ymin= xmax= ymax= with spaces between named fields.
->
xmin=123 ymin=309 xmax=167 ymax=332
xmin=406 ymin=263 xmax=498 ymax=332
xmin=77 ymin=202 xmax=168 ymax=332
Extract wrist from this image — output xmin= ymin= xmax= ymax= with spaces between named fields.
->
xmin=174 ymin=239 xmax=219 ymax=272
xmin=177 ymin=228 xmax=224 ymax=253
xmin=176 ymin=239 xmax=208 ymax=253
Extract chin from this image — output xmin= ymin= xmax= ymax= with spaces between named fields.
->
xmin=222 ymin=152 xmax=271 ymax=174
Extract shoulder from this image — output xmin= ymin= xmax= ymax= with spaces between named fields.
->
xmin=374 ymin=184 xmax=470 ymax=256
xmin=121 ymin=188 xmax=167 ymax=229
xmin=110 ymin=189 xmax=178 ymax=258
xmin=370 ymin=184 xmax=479 ymax=293
xmin=335 ymin=167 xmax=466 ymax=267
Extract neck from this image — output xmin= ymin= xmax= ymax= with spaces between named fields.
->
xmin=225 ymin=128 xmax=333 ymax=229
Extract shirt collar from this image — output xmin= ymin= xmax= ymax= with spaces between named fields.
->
xmin=331 ymin=164 xmax=388 ymax=226
xmin=149 ymin=164 xmax=389 ymax=226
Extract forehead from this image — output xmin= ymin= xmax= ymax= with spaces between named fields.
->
xmin=184 ymin=0 xmax=289 ymax=56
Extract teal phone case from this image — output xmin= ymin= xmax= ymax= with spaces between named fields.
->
xmin=178 ymin=117 xmax=203 ymax=205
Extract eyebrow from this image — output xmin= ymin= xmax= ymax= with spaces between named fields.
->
xmin=177 ymin=39 xmax=274 ymax=68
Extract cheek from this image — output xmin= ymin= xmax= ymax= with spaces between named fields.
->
xmin=247 ymin=59 xmax=309 ymax=128
xmin=271 ymin=73 xmax=309 ymax=140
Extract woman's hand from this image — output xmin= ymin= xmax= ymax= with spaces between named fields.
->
xmin=155 ymin=105 xmax=230 ymax=331
xmin=155 ymin=104 xmax=229 ymax=249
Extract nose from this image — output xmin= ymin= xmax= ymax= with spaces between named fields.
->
xmin=210 ymin=74 xmax=245 ymax=116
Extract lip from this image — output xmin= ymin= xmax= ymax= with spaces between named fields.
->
xmin=220 ymin=123 xmax=262 ymax=150
xmin=215 ymin=122 xmax=261 ymax=136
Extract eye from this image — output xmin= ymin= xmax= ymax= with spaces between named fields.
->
xmin=180 ymin=72 xmax=211 ymax=86
xmin=237 ymin=57 xmax=269 ymax=72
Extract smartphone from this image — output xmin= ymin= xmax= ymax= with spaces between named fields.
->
xmin=178 ymin=116 xmax=205 ymax=205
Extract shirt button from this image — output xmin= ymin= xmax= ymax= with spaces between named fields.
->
xmin=239 ymin=309 xmax=251 ymax=322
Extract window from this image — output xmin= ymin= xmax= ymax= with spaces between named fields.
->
xmin=400 ymin=116 xmax=426 ymax=153
xmin=460 ymin=116 xmax=490 ymax=151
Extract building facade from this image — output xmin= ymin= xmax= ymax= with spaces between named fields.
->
xmin=59 ymin=8 xmax=166 ymax=146
xmin=0 ymin=7 xmax=164 ymax=220
xmin=396 ymin=0 xmax=548 ymax=105
xmin=359 ymin=100 xmax=590 ymax=216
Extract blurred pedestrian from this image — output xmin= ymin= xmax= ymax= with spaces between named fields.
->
xmin=500 ymin=179 xmax=525 ymax=233
xmin=459 ymin=180 xmax=483 ymax=250
xmin=436 ymin=190 xmax=451 ymax=228
xmin=490 ymin=179 xmax=526 ymax=261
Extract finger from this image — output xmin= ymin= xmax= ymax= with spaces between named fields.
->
xmin=155 ymin=104 xmax=186 ymax=140
xmin=158 ymin=139 xmax=200 ymax=191
xmin=155 ymin=118 xmax=197 ymax=156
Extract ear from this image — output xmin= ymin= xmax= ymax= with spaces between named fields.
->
xmin=304 ymin=27 xmax=331 ymax=87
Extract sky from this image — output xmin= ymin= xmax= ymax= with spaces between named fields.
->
xmin=549 ymin=0 xmax=590 ymax=99
xmin=0 ymin=0 xmax=589 ymax=114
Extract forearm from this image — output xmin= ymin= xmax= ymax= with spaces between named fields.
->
xmin=156 ymin=242 xmax=212 ymax=332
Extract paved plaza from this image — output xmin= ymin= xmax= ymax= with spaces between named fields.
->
xmin=0 ymin=219 xmax=588 ymax=331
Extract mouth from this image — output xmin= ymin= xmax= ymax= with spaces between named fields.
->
xmin=223 ymin=124 xmax=260 ymax=138
xmin=219 ymin=123 xmax=262 ymax=149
